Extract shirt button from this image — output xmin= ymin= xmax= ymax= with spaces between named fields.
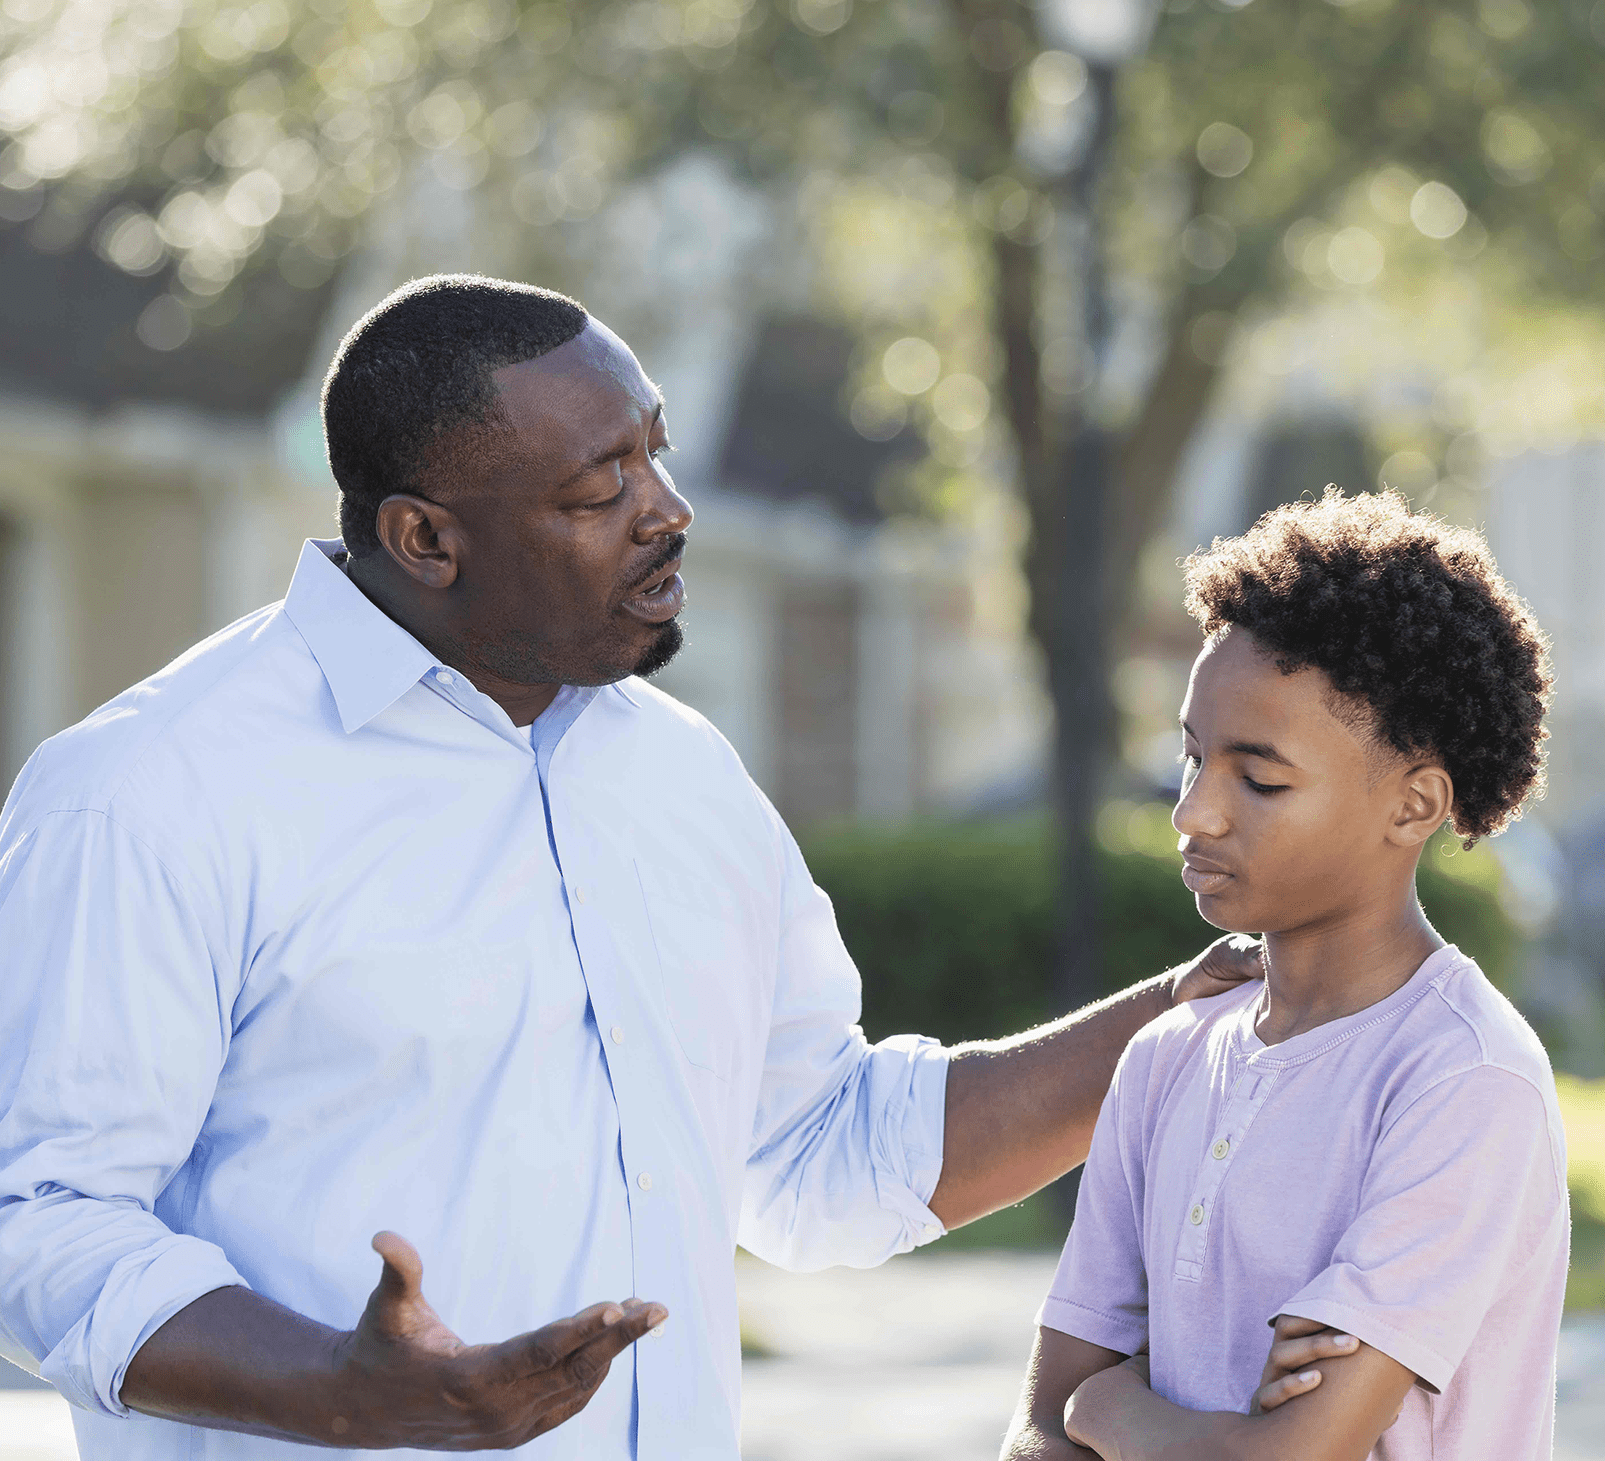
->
xmin=436 ymin=670 xmax=454 ymax=685
xmin=610 ymin=1025 xmax=625 ymax=1045
xmin=637 ymin=1172 xmax=653 ymax=1191
xmin=1189 ymin=1203 xmax=1205 ymax=1226
xmin=572 ymin=885 xmax=585 ymax=904
xmin=650 ymin=1324 xmax=665 ymax=1338
xmin=1212 ymin=1139 xmax=1230 ymax=1160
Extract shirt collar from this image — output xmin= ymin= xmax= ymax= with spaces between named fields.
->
xmin=283 ymin=538 xmax=440 ymax=734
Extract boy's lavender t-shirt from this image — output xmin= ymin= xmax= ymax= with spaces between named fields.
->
xmin=1040 ymin=946 xmax=1569 ymax=1459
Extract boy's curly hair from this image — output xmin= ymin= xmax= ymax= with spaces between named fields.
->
xmin=1182 ymin=487 xmax=1552 ymax=844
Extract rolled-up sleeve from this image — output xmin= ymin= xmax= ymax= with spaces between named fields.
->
xmin=737 ymin=815 xmax=949 ymax=1272
xmin=0 ymin=809 xmax=248 ymax=1416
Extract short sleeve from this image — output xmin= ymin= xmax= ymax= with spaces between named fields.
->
xmin=1276 ymin=1064 xmax=1566 ymax=1393
xmin=1036 ymin=1046 xmax=1148 ymax=1355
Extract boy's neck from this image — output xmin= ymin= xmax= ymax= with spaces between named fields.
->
xmin=1255 ymin=884 xmax=1445 ymax=1046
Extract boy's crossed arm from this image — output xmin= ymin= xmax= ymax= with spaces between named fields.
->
xmin=1002 ymin=1318 xmax=1408 ymax=1461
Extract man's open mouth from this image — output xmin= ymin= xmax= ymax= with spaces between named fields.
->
xmin=621 ymin=559 xmax=685 ymax=624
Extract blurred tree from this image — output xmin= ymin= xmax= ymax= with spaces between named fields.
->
xmin=4 ymin=0 xmax=1603 ymax=1003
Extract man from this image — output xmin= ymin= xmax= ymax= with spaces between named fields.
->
xmin=0 ymin=275 xmax=1253 ymax=1459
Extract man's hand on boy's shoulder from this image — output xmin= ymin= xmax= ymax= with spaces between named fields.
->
xmin=1170 ymin=934 xmax=1265 ymax=1006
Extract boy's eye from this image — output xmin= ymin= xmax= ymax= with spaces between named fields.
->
xmin=1243 ymin=775 xmax=1290 ymax=795
xmin=650 ymin=441 xmax=675 ymax=460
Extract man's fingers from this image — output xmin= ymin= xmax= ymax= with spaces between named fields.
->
xmin=1253 ymin=1368 xmax=1322 ymax=1413
xmin=495 ymin=1300 xmax=667 ymax=1381
xmin=1268 ymin=1331 xmax=1359 ymax=1373
xmin=1172 ymin=934 xmax=1266 ymax=1004
xmin=370 ymin=1230 xmax=425 ymax=1304
xmin=1205 ymin=933 xmax=1266 ymax=983
xmin=559 ymin=1302 xmax=666 ymax=1384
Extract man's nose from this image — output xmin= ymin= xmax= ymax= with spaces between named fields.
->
xmin=636 ymin=472 xmax=693 ymax=541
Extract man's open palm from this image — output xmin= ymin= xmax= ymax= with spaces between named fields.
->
xmin=330 ymin=1231 xmax=666 ymax=1450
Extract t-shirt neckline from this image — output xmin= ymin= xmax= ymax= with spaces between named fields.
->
xmin=1235 ymin=943 xmax=1464 ymax=1066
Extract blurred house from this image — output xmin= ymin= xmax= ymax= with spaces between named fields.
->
xmin=0 ymin=158 xmax=1050 ymax=831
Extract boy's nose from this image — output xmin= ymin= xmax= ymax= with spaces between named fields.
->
xmin=1173 ymin=770 xmax=1229 ymax=841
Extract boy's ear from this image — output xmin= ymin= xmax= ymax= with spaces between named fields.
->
xmin=1387 ymin=763 xmax=1454 ymax=848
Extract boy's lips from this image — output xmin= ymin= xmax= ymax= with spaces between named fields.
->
xmin=1181 ymin=852 xmax=1234 ymax=896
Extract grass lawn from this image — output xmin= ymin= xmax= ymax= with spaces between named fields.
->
xmin=937 ymin=1076 xmax=1605 ymax=1315
xmin=1559 ymin=1075 xmax=1605 ymax=1313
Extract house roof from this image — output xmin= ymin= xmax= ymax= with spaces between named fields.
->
xmin=717 ymin=315 xmax=923 ymax=525
xmin=0 ymin=202 xmax=335 ymax=418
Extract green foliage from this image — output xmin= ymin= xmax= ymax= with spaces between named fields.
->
xmin=801 ymin=807 xmax=1520 ymax=1048
xmin=8 ymin=0 xmax=1603 ymax=400
xmin=1416 ymin=833 xmax=1518 ymax=989
xmin=1559 ymin=1076 xmax=1605 ymax=1311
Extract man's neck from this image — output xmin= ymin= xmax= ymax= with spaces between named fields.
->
xmin=344 ymin=552 xmax=563 ymax=725
xmin=1255 ymin=883 xmax=1444 ymax=1046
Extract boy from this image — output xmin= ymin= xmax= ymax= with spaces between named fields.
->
xmin=1004 ymin=489 xmax=1567 ymax=1460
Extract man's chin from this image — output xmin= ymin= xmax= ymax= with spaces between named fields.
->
xmin=630 ymin=617 xmax=684 ymax=680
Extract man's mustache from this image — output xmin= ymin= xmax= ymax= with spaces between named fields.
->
xmin=624 ymin=533 xmax=688 ymax=594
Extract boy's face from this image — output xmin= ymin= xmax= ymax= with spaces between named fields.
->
xmin=1172 ymin=626 xmax=1412 ymax=935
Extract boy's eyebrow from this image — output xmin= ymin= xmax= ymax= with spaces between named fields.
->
xmin=1180 ymin=722 xmax=1298 ymax=769
xmin=1227 ymin=739 xmax=1296 ymax=768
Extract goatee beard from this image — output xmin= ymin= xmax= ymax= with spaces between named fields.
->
xmin=632 ymin=618 xmax=684 ymax=679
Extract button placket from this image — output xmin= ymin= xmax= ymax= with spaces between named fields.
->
xmin=1174 ymin=1063 xmax=1277 ymax=1280
xmin=545 ymin=793 xmax=659 ymax=1286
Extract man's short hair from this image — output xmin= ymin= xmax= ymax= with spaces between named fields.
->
xmin=322 ymin=274 xmax=589 ymax=555
xmin=1182 ymin=486 xmax=1552 ymax=844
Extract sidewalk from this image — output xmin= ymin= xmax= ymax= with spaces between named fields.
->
xmin=4 ymin=1251 xmax=1601 ymax=1457
xmin=736 ymin=1250 xmax=1605 ymax=1461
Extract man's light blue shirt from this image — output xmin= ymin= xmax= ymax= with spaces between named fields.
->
xmin=0 ymin=539 xmax=949 ymax=1460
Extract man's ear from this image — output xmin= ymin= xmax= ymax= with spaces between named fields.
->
xmin=1386 ymin=762 xmax=1454 ymax=849
xmin=373 ymin=494 xmax=464 ymax=590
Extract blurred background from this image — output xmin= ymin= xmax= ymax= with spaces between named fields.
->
xmin=1 ymin=0 xmax=1603 ymax=1454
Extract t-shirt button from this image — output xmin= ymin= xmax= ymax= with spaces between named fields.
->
xmin=1212 ymin=1139 xmax=1230 ymax=1160
xmin=1189 ymin=1203 xmax=1205 ymax=1226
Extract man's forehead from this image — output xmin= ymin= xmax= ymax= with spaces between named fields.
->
xmin=492 ymin=318 xmax=660 ymax=415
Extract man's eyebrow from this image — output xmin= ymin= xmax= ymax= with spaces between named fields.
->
xmin=555 ymin=402 xmax=664 ymax=490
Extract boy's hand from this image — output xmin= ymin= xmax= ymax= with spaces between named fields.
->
xmin=1170 ymin=934 xmax=1265 ymax=1006
xmin=1250 ymin=1314 xmax=1360 ymax=1414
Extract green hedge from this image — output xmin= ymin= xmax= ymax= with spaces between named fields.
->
xmin=801 ymin=804 xmax=1517 ymax=1046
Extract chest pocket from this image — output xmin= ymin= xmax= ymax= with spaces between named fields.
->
xmin=633 ymin=858 xmax=750 ymax=1083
